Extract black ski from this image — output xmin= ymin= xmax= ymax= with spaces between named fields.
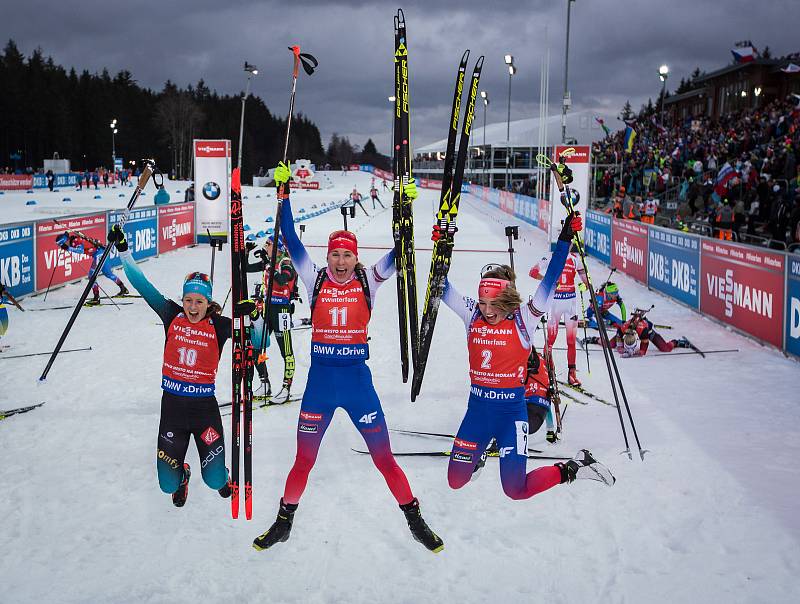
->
xmin=392 ymin=9 xmax=415 ymax=382
xmin=1 ymin=402 xmax=46 ymax=420
xmin=352 ymin=448 xmax=566 ymax=461
xmin=390 ymin=428 xmax=544 ymax=453
xmin=28 ymin=302 xmax=134 ymax=311
xmin=411 ymin=51 xmax=482 ymax=401
xmin=0 ymin=346 xmax=91 ymax=360
xmin=557 ymin=380 xmax=614 ymax=406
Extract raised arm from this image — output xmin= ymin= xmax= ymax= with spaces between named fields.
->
xmin=119 ymin=250 xmax=176 ymax=324
xmin=441 ymin=278 xmax=475 ymax=329
xmin=279 ymin=195 xmax=318 ymax=291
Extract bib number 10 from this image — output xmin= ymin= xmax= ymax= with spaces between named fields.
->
xmin=329 ymin=307 xmax=348 ymax=326
xmin=177 ymin=347 xmax=197 ymax=367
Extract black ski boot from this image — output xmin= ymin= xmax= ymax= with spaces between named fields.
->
xmin=556 ymin=450 xmax=615 ymax=486
xmin=399 ymin=498 xmax=444 ymax=553
xmin=255 ymin=364 xmax=271 ymax=400
xmin=218 ymin=470 xmax=232 ymax=498
xmin=672 ymin=337 xmax=691 ymax=349
xmin=253 ymin=499 xmax=298 ymax=551
xmin=116 ymin=284 xmax=130 ymax=297
xmin=172 ymin=463 xmax=191 ymax=507
xmin=86 ymin=292 xmax=101 ymax=306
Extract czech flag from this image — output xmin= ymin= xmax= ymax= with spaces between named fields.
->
xmin=713 ymin=162 xmax=739 ymax=199
xmin=623 ymin=125 xmax=637 ymax=154
xmin=731 ymin=46 xmax=756 ymax=63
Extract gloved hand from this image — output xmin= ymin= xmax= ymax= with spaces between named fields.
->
xmin=273 ymin=162 xmax=292 ymax=187
xmin=528 ymin=266 xmax=540 ymax=279
xmin=235 ymin=299 xmax=260 ymax=319
xmin=577 ymin=282 xmax=588 ymax=293
xmin=254 ymin=248 xmax=268 ymax=262
xmin=245 ymin=241 xmax=257 ymax=252
xmin=107 ymin=225 xmax=128 ymax=253
xmin=431 ymin=224 xmax=444 ymax=242
xmin=556 ymin=162 xmax=573 ymax=185
xmin=403 ymin=178 xmax=418 ymax=201
xmin=558 ymin=212 xmax=582 ymax=242
xmin=546 ymin=430 xmax=558 ymax=444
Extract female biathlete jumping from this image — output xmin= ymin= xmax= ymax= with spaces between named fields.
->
xmin=253 ymin=163 xmax=443 ymax=553
xmin=441 ymin=215 xmax=615 ymax=499
xmin=108 ymin=225 xmax=240 ymax=507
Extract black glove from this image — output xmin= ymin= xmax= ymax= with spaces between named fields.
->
xmin=558 ymin=212 xmax=583 ymax=243
xmin=245 ymin=241 xmax=257 ymax=252
xmin=254 ymin=249 xmax=268 ymax=262
xmin=108 ymin=225 xmax=128 ymax=253
xmin=235 ymin=299 xmax=259 ymax=319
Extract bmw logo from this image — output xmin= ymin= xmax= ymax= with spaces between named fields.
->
xmin=202 ymin=181 xmax=221 ymax=200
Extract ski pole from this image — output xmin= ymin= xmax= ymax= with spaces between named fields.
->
xmin=43 ymin=262 xmax=58 ymax=302
xmin=260 ymin=45 xmax=317 ymax=367
xmin=207 ymin=228 xmax=223 ymax=284
xmin=547 ymin=155 xmax=644 ymax=459
xmin=504 ymin=225 xmax=518 ymax=270
xmin=1 ymin=346 xmax=92 ymax=360
xmin=39 ymin=160 xmax=156 ymax=381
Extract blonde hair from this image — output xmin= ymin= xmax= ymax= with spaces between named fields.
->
xmin=481 ymin=264 xmax=522 ymax=314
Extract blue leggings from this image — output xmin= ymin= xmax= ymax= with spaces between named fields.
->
xmin=448 ymin=391 xmax=561 ymax=500
xmin=283 ymin=360 xmax=413 ymax=505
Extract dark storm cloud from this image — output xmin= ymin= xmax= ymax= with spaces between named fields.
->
xmin=6 ymin=0 xmax=798 ymax=154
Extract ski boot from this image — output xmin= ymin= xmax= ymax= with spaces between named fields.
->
xmin=218 ymin=470 xmax=232 ymax=498
xmin=556 ymin=450 xmax=615 ymax=486
xmin=567 ymin=365 xmax=581 ymax=387
xmin=399 ymin=498 xmax=444 ymax=553
xmin=253 ymin=499 xmax=298 ymax=551
xmin=672 ymin=337 xmax=691 ymax=349
xmin=172 ymin=463 xmax=191 ymax=507
xmin=546 ymin=430 xmax=558 ymax=444
xmin=254 ymin=364 xmax=271 ymax=401
xmin=583 ymin=336 xmax=601 ymax=345
xmin=273 ymin=376 xmax=293 ymax=405
xmin=86 ymin=292 xmax=101 ymax=306
xmin=116 ymin=284 xmax=130 ymax=297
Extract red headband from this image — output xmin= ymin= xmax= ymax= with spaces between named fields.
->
xmin=478 ymin=278 xmax=510 ymax=299
xmin=328 ymin=230 xmax=358 ymax=256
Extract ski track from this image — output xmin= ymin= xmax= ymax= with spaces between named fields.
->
xmin=1 ymin=172 xmax=799 ymax=603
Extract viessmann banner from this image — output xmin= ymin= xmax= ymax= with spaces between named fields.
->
xmin=193 ymin=139 xmax=231 ymax=240
xmin=700 ymin=240 xmax=785 ymax=348
xmin=549 ymin=145 xmax=591 ymax=246
xmin=611 ymin=218 xmax=648 ymax=283
xmin=35 ymin=213 xmax=107 ymax=291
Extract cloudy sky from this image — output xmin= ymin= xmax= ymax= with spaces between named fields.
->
xmin=6 ymin=0 xmax=798 ymax=154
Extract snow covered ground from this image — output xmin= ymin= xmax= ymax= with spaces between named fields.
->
xmin=1 ymin=170 xmax=798 ymax=603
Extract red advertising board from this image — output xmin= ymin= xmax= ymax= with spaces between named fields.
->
xmin=611 ymin=219 xmax=648 ymax=283
xmin=538 ymin=198 xmax=549 ymax=231
xmin=419 ymin=178 xmax=442 ymax=190
xmin=373 ymin=168 xmax=392 ymax=180
xmin=499 ymin=190 xmax=514 ymax=215
xmin=35 ymin=213 xmax=107 ymax=290
xmin=194 ymin=140 xmax=229 ymax=158
xmin=700 ymin=240 xmax=785 ymax=347
xmin=349 ymin=164 xmax=361 ymax=171
xmin=158 ymin=203 xmax=195 ymax=253
xmin=0 ymin=174 xmax=34 ymax=190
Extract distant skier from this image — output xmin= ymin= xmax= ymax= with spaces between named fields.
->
xmin=585 ymin=309 xmax=692 ymax=357
xmin=369 ymin=185 xmax=385 ymax=209
xmin=529 ymin=244 xmax=589 ymax=386
xmin=382 ymin=179 xmax=390 ymax=192
xmin=246 ymin=235 xmax=298 ymax=402
xmin=349 ymin=187 xmax=369 ymax=216
xmin=585 ymin=281 xmax=627 ymax=331
xmin=439 ymin=216 xmax=615 ymax=501
xmin=253 ymin=162 xmax=443 ymax=554
xmin=0 ymin=282 xmax=23 ymax=346
xmin=56 ymin=230 xmax=129 ymax=304
xmin=107 ymin=225 xmax=245 ymax=507
xmin=523 ymin=348 xmax=559 ymax=443
xmin=91 ymin=171 xmax=100 ymax=189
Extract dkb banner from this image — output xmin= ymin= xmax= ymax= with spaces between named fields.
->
xmin=193 ymin=139 xmax=231 ymax=240
xmin=783 ymin=256 xmax=800 ymax=357
xmin=647 ymin=226 xmax=700 ymax=309
xmin=106 ymin=207 xmax=158 ymax=267
xmin=0 ymin=221 xmax=35 ymax=297
xmin=584 ymin=210 xmax=612 ymax=264
xmin=700 ymin=240 xmax=785 ymax=348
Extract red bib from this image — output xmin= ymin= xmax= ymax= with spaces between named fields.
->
xmin=467 ymin=313 xmax=529 ymax=389
xmin=554 ymin=254 xmax=580 ymax=296
xmin=524 ymin=355 xmax=550 ymax=400
xmin=310 ymin=276 xmax=370 ymax=360
xmin=162 ymin=314 xmax=220 ymax=396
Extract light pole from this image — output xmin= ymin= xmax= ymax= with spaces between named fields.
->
xmin=388 ymin=95 xmax=396 ymax=158
xmin=109 ymin=119 xmax=118 ymax=171
xmin=481 ymin=90 xmax=489 ymax=186
xmin=504 ymin=55 xmax=516 ymax=191
xmin=238 ymin=62 xmax=258 ymax=171
xmin=658 ymin=64 xmax=669 ymax=127
xmin=562 ymin=0 xmax=575 ymax=144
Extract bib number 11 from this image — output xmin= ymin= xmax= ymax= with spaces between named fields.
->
xmin=329 ymin=307 xmax=348 ymax=326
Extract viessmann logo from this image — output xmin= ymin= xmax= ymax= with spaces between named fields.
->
xmin=197 ymin=145 xmax=225 ymax=154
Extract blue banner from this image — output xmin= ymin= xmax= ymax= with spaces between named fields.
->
xmin=33 ymin=173 xmax=80 ymax=188
xmin=584 ymin=210 xmax=612 ymax=264
xmin=785 ymin=256 xmax=800 ymax=358
xmin=647 ymin=226 xmax=700 ymax=308
xmin=106 ymin=208 xmax=158 ymax=267
xmin=0 ymin=222 xmax=35 ymax=297
xmin=513 ymin=193 xmax=539 ymax=227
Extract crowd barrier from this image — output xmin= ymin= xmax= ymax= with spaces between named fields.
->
xmin=0 ymin=173 xmax=118 ymax=191
xmin=0 ymin=202 xmax=196 ymax=300
xmin=583 ymin=210 xmax=799 ymax=358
